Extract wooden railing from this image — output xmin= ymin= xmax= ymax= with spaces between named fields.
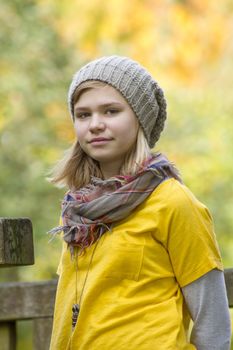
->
xmin=0 ymin=279 xmax=57 ymax=350
xmin=0 ymin=218 xmax=232 ymax=350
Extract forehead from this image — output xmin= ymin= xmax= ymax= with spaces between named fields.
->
xmin=74 ymin=84 xmax=128 ymax=107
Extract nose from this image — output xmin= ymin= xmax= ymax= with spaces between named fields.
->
xmin=89 ymin=114 xmax=106 ymax=133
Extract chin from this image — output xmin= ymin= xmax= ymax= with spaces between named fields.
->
xmin=87 ymin=152 xmax=115 ymax=162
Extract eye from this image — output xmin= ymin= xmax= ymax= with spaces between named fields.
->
xmin=105 ymin=109 xmax=119 ymax=115
xmin=75 ymin=112 xmax=91 ymax=119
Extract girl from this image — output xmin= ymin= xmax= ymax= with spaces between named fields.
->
xmin=49 ymin=56 xmax=231 ymax=349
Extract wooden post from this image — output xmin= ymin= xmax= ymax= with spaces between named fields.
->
xmin=33 ymin=318 xmax=53 ymax=350
xmin=0 ymin=217 xmax=34 ymax=349
xmin=0 ymin=218 xmax=34 ymax=266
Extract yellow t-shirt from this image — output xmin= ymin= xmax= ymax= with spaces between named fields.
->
xmin=50 ymin=178 xmax=223 ymax=350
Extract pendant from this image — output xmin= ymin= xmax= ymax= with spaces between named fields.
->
xmin=72 ymin=303 xmax=80 ymax=330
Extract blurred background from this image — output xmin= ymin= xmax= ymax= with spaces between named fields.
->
xmin=0 ymin=0 xmax=232 ymax=348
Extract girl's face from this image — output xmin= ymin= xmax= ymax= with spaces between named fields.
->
xmin=73 ymin=84 xmax=139 ymax=177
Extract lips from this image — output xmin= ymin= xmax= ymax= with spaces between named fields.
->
xmin=89 ymin=137 xmax=112 ymax=143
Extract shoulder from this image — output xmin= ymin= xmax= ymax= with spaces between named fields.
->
xmin=151 ymin=178 xmax=201 ymax=206
xmin=149 ymin=178 xmax=212 ymax=220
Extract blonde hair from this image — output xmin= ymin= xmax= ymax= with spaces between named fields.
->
xmin=49 ymin=81 xmax=151 ymax=190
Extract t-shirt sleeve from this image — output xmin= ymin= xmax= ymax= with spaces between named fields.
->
xmin=162 ymin=182 xmax=223 ymax=287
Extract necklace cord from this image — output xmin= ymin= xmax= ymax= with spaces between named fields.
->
xmin=74 ymin=238 xmax=101 ymax=308
xmin=74 ymin=250 xmax=78 ymax=304
xmin=72 ymin=236 xmax=101 ymax=331
xmin=78 ymin=239 xmax=100 ymax=307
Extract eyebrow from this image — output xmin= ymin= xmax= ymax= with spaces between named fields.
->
xmin=74 ymin=102 xmax=123 ymax=112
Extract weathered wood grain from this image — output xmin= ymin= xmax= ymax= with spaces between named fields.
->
xmin=0 ymin=280 xmax=57 ymax=321
xmin=0 ymin=218 xmax=34 ymax=266
xmin=33 ymin=318 xmax=53 ymax=350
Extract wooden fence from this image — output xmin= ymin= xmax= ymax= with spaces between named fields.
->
xmin=0 ymin=218 xmax=232 ymax=350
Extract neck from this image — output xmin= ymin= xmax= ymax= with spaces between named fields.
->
xmin=100 ymin=161 xmax=122 ymax=179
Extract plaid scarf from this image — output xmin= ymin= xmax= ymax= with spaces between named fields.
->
xmin=49 ymin=153 xmax=181 ymax=255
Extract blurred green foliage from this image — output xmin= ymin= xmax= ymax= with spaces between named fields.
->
xmin=0 ymin=0 xmax=75 ymax=281
xmin=0 ymin=0 xmax=233 ymax=282
xmin=0 ymin=0 xmax=232 ymax=348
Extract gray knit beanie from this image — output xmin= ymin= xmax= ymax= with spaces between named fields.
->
xmin=68 ymin=56 xmax=167 ymax=148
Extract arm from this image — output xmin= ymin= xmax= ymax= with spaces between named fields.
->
xmin=182 ymin=269 xmax=231 ymax=350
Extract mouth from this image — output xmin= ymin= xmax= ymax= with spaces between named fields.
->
xmin=89 ymin=138 xmax=113 ymax=145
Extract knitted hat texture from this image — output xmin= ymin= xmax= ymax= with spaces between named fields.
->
xmin=68 ymin=56 xmax=167 ymax=148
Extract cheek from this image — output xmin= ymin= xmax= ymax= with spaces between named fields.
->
xmin=74 ymin=121 xmax=86 ymax=141
xmin=121 ymin=128 xmax=136 ymax=142
xmin=126 ymin=129 xmax=138 ymax=147
xmin=120 ymin=119 xmax=138 ymax=142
